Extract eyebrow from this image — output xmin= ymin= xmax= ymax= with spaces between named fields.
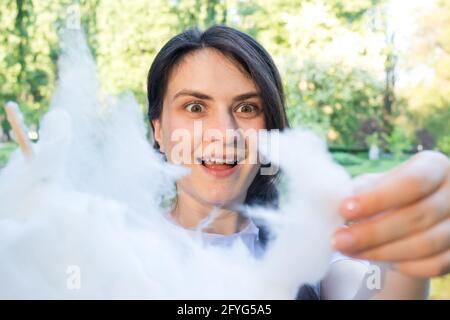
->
xmin=172 ymin=90 xmax=260 ymax=102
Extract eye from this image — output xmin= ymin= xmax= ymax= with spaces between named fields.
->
xmin=185 ymin=102 xmax=205 ymax=113
xmin=235 ymin=103 xmax=258 ymax=114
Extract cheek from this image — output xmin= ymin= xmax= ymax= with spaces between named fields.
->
xmin=237 ymin=116 xmax=266 ymax=132
xmin=160 ymin=116 xmax=198 ymax=162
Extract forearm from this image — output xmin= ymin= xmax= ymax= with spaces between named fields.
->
xmin=322 ymin=260 xmax=430 ymax=299
xmin=354 ymin=263 xmax=430 ymax=300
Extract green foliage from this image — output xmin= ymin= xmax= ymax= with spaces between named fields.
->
xmin=365 ymin=132 xmax=382 ymax=147
xmin=331 ymin=152 xmax=364 ymax=166
xmin=398 ymin=0 xmax=450 ymax=154
xmin=431 ymin=275 xmax=450 ymax=300
xmin=285 ymin=60 xmax=386 ymax=147
xmin=0 ymin=0 xmax=388 ymax=144
xmin=0 ymin=0 xmax=448 ymax=300
xmin=386 ymin=127 xmax=412 ymax=158
xmin=0 ymin=0 xmax=447 ymax=154
xmin=327 ymin=0 xmax=384 ymax=23
xmin=0 ymin=0 xmax=66 ymax=130
xmin=437 ymin=135 xmax=450 ymax=155
xmin=337 ymin=150 xmax=408 ymax=177
xmin=0 ymin=142 xmax=17 ymax=167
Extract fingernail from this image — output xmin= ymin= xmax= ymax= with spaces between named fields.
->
xmin=332 ymin=231 xmax=355 ymax=251
xmin=340 ymin=198 xmax=360 ymax=218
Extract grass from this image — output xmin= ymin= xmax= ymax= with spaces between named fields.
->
xmin=430 ymin=275 xmax=450 ymax=299
xmin=0 ymin=142 xmax=17 ymax=167
xmin=336 ymin=151 xmax=450 ymax=300
xmin=332 ymin=151 xmax=410 ymax=177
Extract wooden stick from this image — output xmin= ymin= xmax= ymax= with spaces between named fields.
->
xmin=4 ymin=101 xmax=34 ymax=160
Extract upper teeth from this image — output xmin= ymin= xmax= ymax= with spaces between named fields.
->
xmin=201 ymin=157 xmax=242 ymax=164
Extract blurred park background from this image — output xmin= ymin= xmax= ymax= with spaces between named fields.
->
xmin=0 ymin=0 xmax=449 ymax=299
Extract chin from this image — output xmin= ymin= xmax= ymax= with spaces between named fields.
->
xmin=201 ymin=190 xmax=242 ymax=208
xmin=203 ymin=195 xmax=232 ymax=207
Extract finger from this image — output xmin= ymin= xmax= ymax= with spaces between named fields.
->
xmin=351 ymin=172 xmax=384 ymax=194
xmin=353 ymin=218 xmax=450 ymax=262
xmin=333 ymin=179 xmax=450 ymax=253
xmin=340 ymin=151 xmax=449 ymax=220
xmin=392 ymin=248 xmax=450 ymax=278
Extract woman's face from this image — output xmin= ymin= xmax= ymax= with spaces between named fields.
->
xmin=152 ymin=48 xmax=265 ymax=207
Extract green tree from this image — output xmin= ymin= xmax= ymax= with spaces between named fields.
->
xmin=400 ymin=0 xmax=450 ymax=154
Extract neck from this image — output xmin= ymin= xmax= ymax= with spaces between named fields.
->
xmin=170 ymin=189 xmax=248 ymax=235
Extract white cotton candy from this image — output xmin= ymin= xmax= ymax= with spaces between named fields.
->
xmin=0 ymin=29 xmax=352 ymax=299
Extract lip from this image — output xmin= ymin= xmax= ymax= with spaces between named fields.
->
xmin=200 ymin=163 xmax=240 ymax=178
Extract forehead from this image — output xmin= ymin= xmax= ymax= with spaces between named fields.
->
xmin=165 ymin=48 xmax=258 ymax=99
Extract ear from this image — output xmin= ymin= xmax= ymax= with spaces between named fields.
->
xmin=152 ymin=119 xmax=165 ymax=153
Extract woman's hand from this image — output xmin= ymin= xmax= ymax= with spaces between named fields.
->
xmin=333 ymin=151 xmax=450 ymax=278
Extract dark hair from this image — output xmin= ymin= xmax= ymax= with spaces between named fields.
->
xmin=147 ymin=25 xmax=289 ymax=210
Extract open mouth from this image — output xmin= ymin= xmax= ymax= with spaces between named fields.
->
xmin=200 ymin=158 xmax=239 ymax=170
xmin=197 ymin=156 xmax=244 ymax=177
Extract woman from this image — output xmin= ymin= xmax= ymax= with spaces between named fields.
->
xmin=147 ymin=25 xmax=450 ymax=299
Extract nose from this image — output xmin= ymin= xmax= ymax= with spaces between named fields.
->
xmin=200 ymin=107 xmax=247 ymax=162
xmin=203 ymin=108 xmax=240 ymax=145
